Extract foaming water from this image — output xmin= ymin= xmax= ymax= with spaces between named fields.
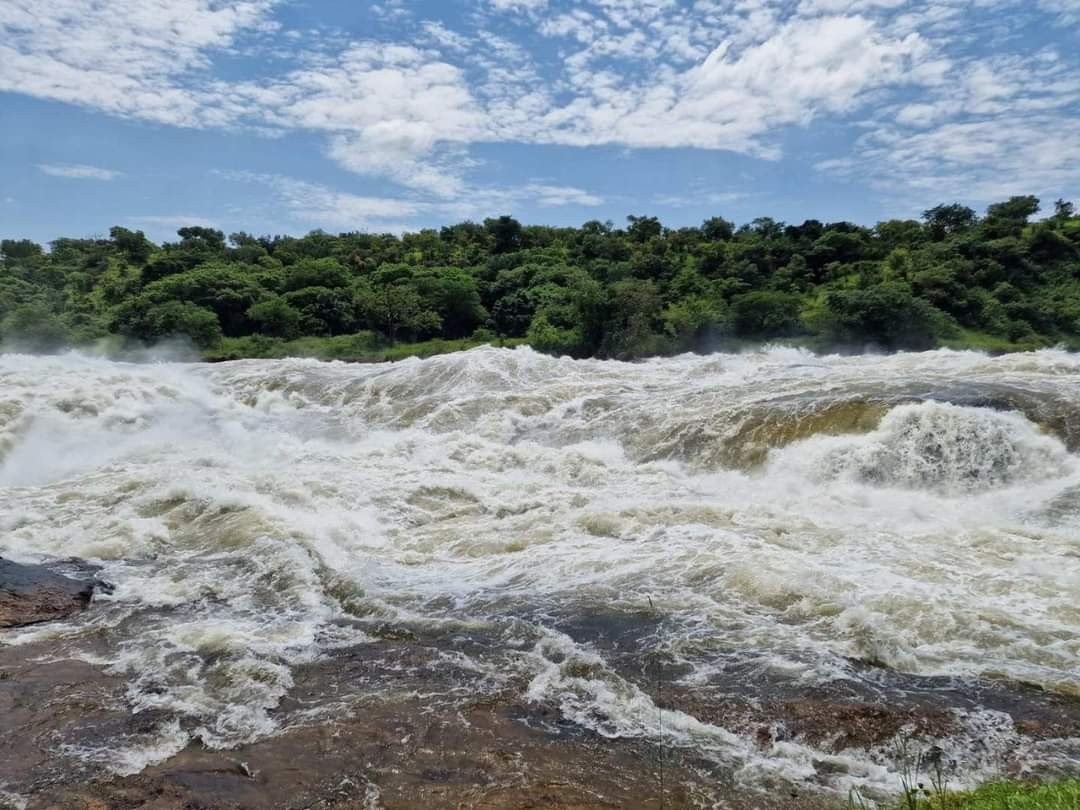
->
xmin=2 ymin=346 xmax=1080 ymax=794
xmin=784 ymin=401 xmax=1071 ymax=493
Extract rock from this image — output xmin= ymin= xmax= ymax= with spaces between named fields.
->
xmin=0 ymin=557 xmax=99 ymax=628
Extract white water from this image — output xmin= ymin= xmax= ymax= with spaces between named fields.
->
xmin=2 ymin=346 xmax=1079 ymax=793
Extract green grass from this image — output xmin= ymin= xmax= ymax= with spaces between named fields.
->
xmin=943 ymin=780 xmax=1080 ymax=809
xmin=939 ymin=328 xmax=1051 ymax=353
xmin=850 ymin=780 xmax=1080 ymax=810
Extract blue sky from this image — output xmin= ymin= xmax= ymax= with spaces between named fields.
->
xmin=1 ymin=0 xmax=1078 ymax=244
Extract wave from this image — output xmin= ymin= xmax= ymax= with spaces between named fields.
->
xmin=775 ymin=401 xmax=1073 ymax=493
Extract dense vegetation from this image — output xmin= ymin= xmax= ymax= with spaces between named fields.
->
xmin=3 ymin=195 xmax=1080 ymax=360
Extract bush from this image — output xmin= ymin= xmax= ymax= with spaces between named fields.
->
xmin=0 ymin=303 xmax=70 ymax=352
xmin=731 ymin=291 xmax=803 ymax=337
xmin=114 ymin=300 xmax=222 ymax=348
xmin=662 ymin=295 xmax=729 ymax=350
xmin=246 ymin=296 xmax=302 ymax=339
xmin=816 ymin=282 xmax=950 ymax=350
xmin=527 ymin=312 xmax=581 ymax=356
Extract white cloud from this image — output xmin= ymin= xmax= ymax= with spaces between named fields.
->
xmin=826 ymin=116 xmax=1080 ymax=202
xmin=529 ymin=15 xmax=929 ymax=157
xmin=36 ymin=163 xmax=122 ymax=180
xmin=132 ymin=215 xmax=218 ymax=229
xmin=0 ymin=0 xmax=934 ymax=166
xmin=1036 ymin=0 xmax=1080 ymax=25
xmin=0 ymin=0 xmax=277 ymax=127
xmin=819 ymin=48 xmax=1080 ymax=200
xmin=420 ymin=21 xmax=471 ymax=52
xmin=224 ymin=171 xmax=422 ymax=231
xmin=325 ymin=133 xmax=474 ymax=201
xmin=797 ymin=0 xmax=909 ymax=14
xmin=228 ymin=42 xmax=485 ymax=195
xmin=654 ymin=191 xmax=749 ymax=208
xmin=3 ymin=0 xmax=1077 ymax=212
xmin=487 ymin=0 xmax=548 ymax=11
xmin=524 ymin=184 xmax=605 ymax=207
xmin=223 ymin=171 xmax=602 ymax=231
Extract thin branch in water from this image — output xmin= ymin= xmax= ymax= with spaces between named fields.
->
xmin=648 ymin=595 xmax=664 ymax=809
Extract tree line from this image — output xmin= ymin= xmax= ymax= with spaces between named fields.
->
xmin=2 ymin=195 xmax=1079 ymax=360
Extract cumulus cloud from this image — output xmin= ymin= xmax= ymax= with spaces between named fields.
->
xmin=0 ymin=1 xmax=932 ymax=163
xmin=223 ymin=171 xmax=603 ymax=232
xmin=132 ymin=215 xmax=219 ymax=229
xmin=0 ymin=0 xmax=277 ymax=127
xmin=524 ymin=184 xmax=605 ymax=207
xmin=222 ymin=171 xmax=422 ymax=231
xmin=654 ymin=190 xmax=750 ymax=208
xmin=487 ymin=0 xmax=548 ymax=11
xmin=37 ymin=163 xmax=122 ymax=180
xmin=824 ymin=117 xmax=1080 ymax=202
xmin=530 ymin=15 xmax=929 ymax=157
xmin=822 ymin=48 xmax=1080 ymax=200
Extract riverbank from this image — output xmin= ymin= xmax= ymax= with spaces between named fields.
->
xmin=195 ymin=329 xmax=1067 ymax=364
xmin=4 ymin=328 xmax=1070 ymax=366
xmin=5 ymin=628 xmax=1079 ymax=810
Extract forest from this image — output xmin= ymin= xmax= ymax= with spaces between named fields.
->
xmin=2 ymin=195 xmax=1079 ymax=361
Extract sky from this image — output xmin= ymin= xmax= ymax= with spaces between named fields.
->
xmin=1 ymin=0 xmax=1078 ymax=244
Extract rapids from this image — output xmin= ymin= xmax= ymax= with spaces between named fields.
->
xmin=2 ymin=346 xmax=1079 ymax=801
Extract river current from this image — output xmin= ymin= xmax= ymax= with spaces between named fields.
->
xmin=1 ymin=347 xmax=1079 ymax=801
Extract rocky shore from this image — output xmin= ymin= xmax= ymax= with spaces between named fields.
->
xmin=3 ymin=601 xmax=1080 ymax=809
xmin=0 ymin=557 xmax=108 ymax=629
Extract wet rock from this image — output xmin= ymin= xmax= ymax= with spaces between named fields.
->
xmin=23 ymin=694 xmax=838 ymax=810
xmin=0 ymin=640 xmax=131 ymax=794
xmin=767 ymin=698 xmax=955 ymax=751
xmin=0 ymin=557 xmax=100 ymax=628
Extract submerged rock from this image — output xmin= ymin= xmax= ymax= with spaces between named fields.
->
xmin=0 ymin=557 xmax=103 ymax=628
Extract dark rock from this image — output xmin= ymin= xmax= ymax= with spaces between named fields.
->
xmin=0 ymin=557 xmax=99 ymax=628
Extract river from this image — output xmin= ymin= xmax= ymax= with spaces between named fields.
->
xmin=1 ymin=347 xmax=1079 ymax=807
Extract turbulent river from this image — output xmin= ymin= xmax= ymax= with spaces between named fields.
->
xmin=2 ymin=347 xmax=1079 ymax=806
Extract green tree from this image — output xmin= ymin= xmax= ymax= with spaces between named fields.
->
xmin=527 ymin=312 xmax=580 ymax=355
xmin=412 ymin=267 xmax=488 ymax=338
xmin=816 ymin=282 xmax=949 ymax=349
xmin=0 ymin=303 xmax=70 ymax=352
xmin=701 ymin=216 xmax=734 ymax=242
xmin=109 ymin=226 xmax=153 ymax=265
xmin=176 ymin=226 xmax=226 ymax=252
xmin=283 ymin=287 xmax=356 ymax=336
xmin=730 ymin=291 xmax=803 ymax=337
xmin=485 ymin=216 xmax=523 ymax=254
xmin=1 ymin=239 xmax=44 ymax=264
xmin=923 ymin=203 xmax=977 ymax=240
xmin=662 ymin=295 xmax=729 ymax=350
xmin=600 ymin=279 xmax=664 ymax=359
xmin=246 ymin=296 xmax=302 ymax=339
xmin=627 ymin=215 xmax=663 ymax=243
xmin=983 ymin=196 xmax=1040 ymax=239
xmin=282 ymin=258 xmax=350 ymax=292
xmin=140 ymin=265 xmax=264 ymax=335
xmin=356 ymin=282 xmax=441 ymax=343
xmin=113 ymin=299 xmax=222 ymax=348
